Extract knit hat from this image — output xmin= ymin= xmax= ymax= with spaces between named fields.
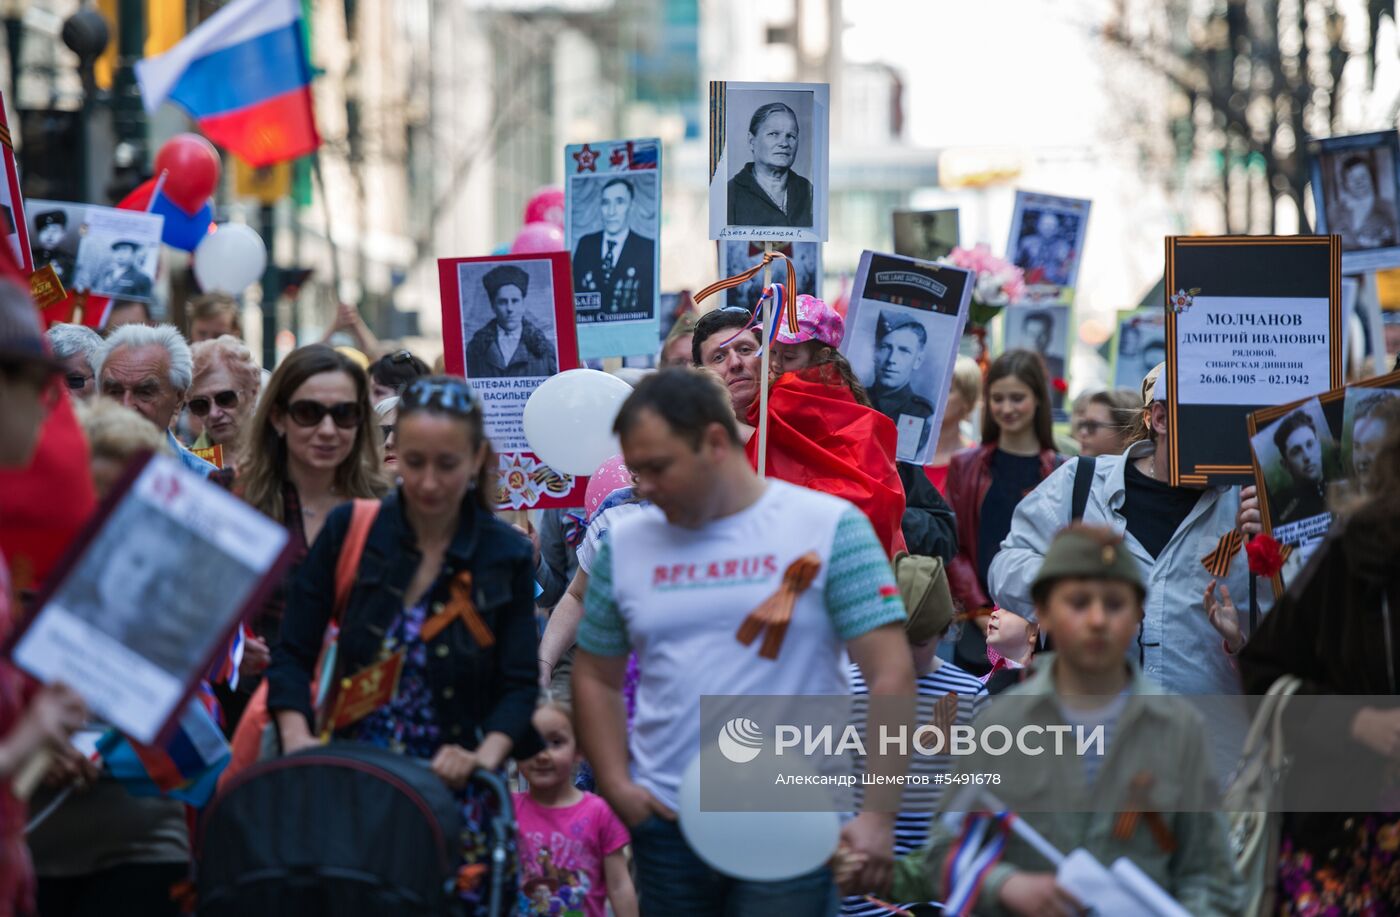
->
xmin=892 ymin=552 xmax=955 ymax=643
xmin=1031 ymin=525 xmax=1145 ymax=600
xmin=775 ymin=294 xmax=844 ymax=348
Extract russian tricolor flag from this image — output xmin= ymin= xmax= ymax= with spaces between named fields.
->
xmin=135 ymin=0 xmax=319 ymax=168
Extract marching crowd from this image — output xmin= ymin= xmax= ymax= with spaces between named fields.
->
xmin=1 ymin=268 xmax=1399 ymax=917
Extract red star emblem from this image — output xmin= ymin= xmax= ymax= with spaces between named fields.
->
xmin=573 ymin=144 xmax=599 ymax=173
xmin=609 ymin=147 xmax=626 ymax=167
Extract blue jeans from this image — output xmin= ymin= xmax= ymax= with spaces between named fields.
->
xmin=629 ymin=815 xmax=838 ymax=917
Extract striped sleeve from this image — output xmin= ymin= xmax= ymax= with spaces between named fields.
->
xmin=577 ymin=537 xmax=631 ymax=657
xmin=824 ymin=507 xmax=906 ymax=640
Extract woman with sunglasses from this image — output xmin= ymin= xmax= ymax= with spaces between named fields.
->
xmin=188 ymin=335 xmax=261 ymax=458
xmin=268 ymin=376 xmax=539 ymax=913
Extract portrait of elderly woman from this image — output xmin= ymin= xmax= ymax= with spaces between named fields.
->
xmin=1324 ymin=150 xmax=1400 ymax=252
xmin=727 ymin=101 xmax=814 ymax=228
xmin=464 ymin=263 xmax=559 ymax=378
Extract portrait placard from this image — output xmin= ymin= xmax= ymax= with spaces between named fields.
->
xmin=1308 ymin=130 xmax=1400 ymax=273
xmin=840 ymin=251 xmax=974 ymax=464
xmin=709 ymin=81 xmax=830 ymax=243
xmin=0 ymin=92 xmax=30 ymax=274
xmin=1342 ymin=274 xmax=1387 ymax=380
xmin=1112 ymin=309 xmax=1166 ymax=391
xmin=439 ymin=251 xmax=583 ymax=510
xmin=27 ymin=200 xmax=163 ymax=303
xmin=1002 ymin=303 xmax=1072 ymax=414
xmin=717 ymin=240 xmax=821 ymax=310
xmin=1164 ymin=235 xmax=1343 ymax=486
xmin=1245 ymin=369 xmax=1400 ymax=589
xmin=565 ymin=137 xmax=662 ymax=360
xmin=892 ymin=209 xmax=959 ymax=263
xmin=6 ymin=453 xmax=294 ymax=746
xmin=1006 ymin=191 xmax=1091 ymax=305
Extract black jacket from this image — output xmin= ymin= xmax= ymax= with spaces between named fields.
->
xmin=571 ymin=230 xmax=655 ymax=315
xmin=267 ymin=489 xmax=541 ymax=758
xmin=726 ymin=162 xmax=813 ymax=228
xmin=897 ymin=461 xmax=957 ymax=563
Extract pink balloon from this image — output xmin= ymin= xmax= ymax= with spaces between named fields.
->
xmin=584 ymin=455 xmax=632 ymax=521
xmin=523 ymin=186 xmax=565 ymax=228
xmin=510 ymin=221 xmax=566 ymax=254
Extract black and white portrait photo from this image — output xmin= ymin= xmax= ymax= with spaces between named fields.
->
xmin=1310 ymin=130 xmax=1400 ymax=272
xmin=840 ymin=251 xmax=974 ymax=464
xmin=1006 ymin=191 xmax=1091 ymax=302
xmin=570 ymin=172 xmax=657 ymax=321
xmin=459 ymin=260 xmax=559 ymax=379
xmin=11 ymin=454 xmax=291 ymax=743
xmin=1112 ymin=310 xmax=1166 ymax=390
xmin=892 ymin=209 xmax=959 ymax=263
xmin=67 ymin=203 xmax=163 ymax=303
xmin=28 ymin=201 xmax=79 ymax=289
xmin=709 ymin=81 xmax=829 ymax=243
xmin=718 ymin=240 xmax=821 ymax=311
xmin=1251 ymin=399 xmax=1342 ymax=532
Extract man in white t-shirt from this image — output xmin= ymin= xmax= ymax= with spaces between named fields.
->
xmin=575 ymin=369 xmax=915 ymax=915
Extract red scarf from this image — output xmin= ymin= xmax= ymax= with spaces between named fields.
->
xmin=746 ymin=366 xmax=907 ymax=557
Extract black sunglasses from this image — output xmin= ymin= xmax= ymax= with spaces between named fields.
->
xmin=286 ymin=399 xmax=363 ymax=429
xmin=387 ymin=349 xmax=416 ymax=364
xmin=64 ymin=373 xmax=88 ymax=391
xmin=400 ymin=379 xmax=478 ymax=417
xmin=188 ymin=389 xmax=240 ymax=417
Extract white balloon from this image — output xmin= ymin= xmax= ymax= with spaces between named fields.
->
xmin=522 ymin=369 xmax=633 ymax=476
xmin=193 ymin=223 xmax=268 ymax=294
xmin=677 ymin=755 xmax=840 ymax=882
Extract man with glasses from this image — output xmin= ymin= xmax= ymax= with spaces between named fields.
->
xmin=92 ymin=324 xmax=216 ymax=475
xmin=188 ymin=337 xmax=262 ymax=458
xmin=45 ymin=323 xmax=103 ymax=400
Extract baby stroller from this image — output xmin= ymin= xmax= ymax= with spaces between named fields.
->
xmin=196 ymin=742 xmax=515 ymax=917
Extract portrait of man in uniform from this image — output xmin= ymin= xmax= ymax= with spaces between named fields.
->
xmin=464 ymin=263 xmax=558 ymax=379
xmin=1268 ymin=408 xmax=1340 ymax=527
xmin=867 ymin=310 xmax=935 ymax=456
xmin=96 ymin=240 xmax=154 ymax=299
xmin=31 ymin=208 xmax=75 ymax=288
xmin=571 ymin=176 xmax=656 ymax=317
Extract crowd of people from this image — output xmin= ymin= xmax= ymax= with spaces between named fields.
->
xmin=1 ymin=255 xmax=1398 ymax=917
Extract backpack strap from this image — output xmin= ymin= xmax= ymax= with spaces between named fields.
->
xmin=333 ymin=499 xmax=381 ymax=623
xmin=1070 ymin=456 xmax=1097 ymax=524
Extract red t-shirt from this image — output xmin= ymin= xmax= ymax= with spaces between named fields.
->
xmin=513 ymin=791 xmax=629 ymax=917
xmin=924 ymin=462 xmax=950 ymax=496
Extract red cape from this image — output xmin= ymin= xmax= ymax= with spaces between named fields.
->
xmin=746 ymin=367 xmax=907 ymax=557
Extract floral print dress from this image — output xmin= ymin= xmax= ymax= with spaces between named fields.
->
xmin=338 ymin=598 xmax=518 ymax=915
xmin=1277 ymin=815 xmax=1400 ymax=916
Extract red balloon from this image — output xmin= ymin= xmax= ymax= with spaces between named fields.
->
xmin=522 ymin=186 xmax=564 ymax=228
xmin=510 ymin=221 xmax=565 ymax=254
xmin=154 ymin=133 xmax=221 ymax=215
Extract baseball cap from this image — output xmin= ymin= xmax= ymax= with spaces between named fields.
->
xmin=775 ymin=294 xmax=844 ymax=348
xmin=0 ymin=279 xmax=62 ymax=372
xmin=1144 ymin=361 xmax=1166 ymax=404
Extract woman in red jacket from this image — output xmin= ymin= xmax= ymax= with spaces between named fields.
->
xmin=944 ymin=349 xmax=1064 ymax=674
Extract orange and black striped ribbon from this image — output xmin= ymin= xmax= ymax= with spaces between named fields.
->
xmin=0 ymin=122 xmax=13 ymax=152
xmin=1201 ymin=530 xmax=1244 ymax=578
xmin=421 ymin=572 xmax=495 ymax=647
xmin=694 ymin=250 xmax=799 ymax=336
xmin=736 ymin=552 xmax=821 ymax=660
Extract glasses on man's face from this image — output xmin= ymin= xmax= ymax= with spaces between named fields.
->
xmin=286 ymin=399 xmax=363 ymax=429
xmin=187 ymin=389 xmax=240 ymax=417
xmin=64 ymin=373 xmax=89 ymax=391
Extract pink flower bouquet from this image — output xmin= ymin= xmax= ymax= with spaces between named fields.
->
xmin=943 ymin=244 xmax=1026 ymax=328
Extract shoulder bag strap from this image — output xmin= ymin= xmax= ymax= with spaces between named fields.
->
xmin=1071 ymin=456 xmax=1097 ymax=524
xmin=332 ymin=499 xmax=381 ymax=623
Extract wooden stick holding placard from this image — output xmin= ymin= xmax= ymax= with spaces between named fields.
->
xmin=756 ymin=241 xmax=774 ymax=478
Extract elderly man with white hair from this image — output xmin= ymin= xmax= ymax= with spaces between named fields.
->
xmin=93 ymin=324 xmax=216 ymax=474
xmin=45 ymin=322 xmax=103 ymax=400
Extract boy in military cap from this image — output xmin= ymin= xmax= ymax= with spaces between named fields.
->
xmin=32 ymin=209 xmax=74 ymax=287
xmin=886 ymin=525 xmax=1239 ymax=916
xmin=97 ymin=239 xmax=153 ymax=299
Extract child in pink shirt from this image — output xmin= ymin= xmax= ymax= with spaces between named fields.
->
xmin=514 ymin=702 xmax=636 ymax=917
